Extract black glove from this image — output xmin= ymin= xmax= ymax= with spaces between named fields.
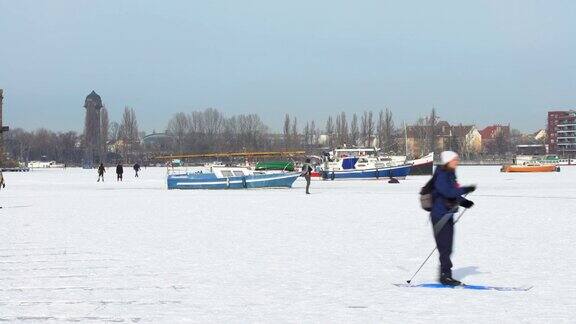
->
xmin=460 ymin=198 xmax=474 ymax=209
xmin=462 ymin=185 xmax=476 ymax=194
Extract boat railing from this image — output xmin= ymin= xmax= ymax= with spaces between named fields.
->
xmin=166 ymin=165 xmax=207 ymax=176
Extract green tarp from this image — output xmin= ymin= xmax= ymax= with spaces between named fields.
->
xmin=255 ymin=161 xmax=295 ymax=171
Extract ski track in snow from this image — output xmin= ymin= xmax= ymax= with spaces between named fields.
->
xmin=1 ymin=167 xmax=575 ymax=323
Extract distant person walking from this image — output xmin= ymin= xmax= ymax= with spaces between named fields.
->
xmin=301 ymin=158 xmax=313 ymax=194
xmin=116 ymin=163 xmax=124 ymax=181
xmin=133 ymin=163 xmax=141 ymax=177
xmin=97 ymin=163 xmax=106 ymax=182
xmin=430 ymin=151 xmax=476 ymax=286
xmin=0 ymin=170 xmax=5 ymax=209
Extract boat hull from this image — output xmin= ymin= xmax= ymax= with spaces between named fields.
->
xmin=500 ymin=165 xmax=559 ymax=173
xmin=321 ymin=164 xmax=412 ymax=180
xmin=167 ymin=172 xmax=300 ymax=189
xmin=407 ymin=153 xmax=434 ymax=176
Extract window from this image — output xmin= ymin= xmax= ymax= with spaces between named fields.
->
xmin=233 ymin=171 xmax=244 ymax=177
xmin=221 ymin=170 xmax=234 ymax=177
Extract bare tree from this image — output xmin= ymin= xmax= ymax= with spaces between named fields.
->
xmin=109 ymin=122 xmax=119 ymax=144
xmin=203 ymin=108 xmax=224 ymax=137
xmin=167 ymin=112 xmax=191 ymax=153
xmin=203 ymin=108 xmax=224 ymax=151
xmin=368 ymin=111 xmax=374 ymax=146
xmin=283 ymin=114 xmax=291 ymax=148
xmin=360 ymin=112 xmax=367 ymax=146
xmin=189 ymin=111 xmax=204 ymax=134
xmin=378 ymin=108 xmax=395 ymax=152
xmin=412 ymin=117 xmax=430 ymax=157
xmin=291 ymin=117 xmax=298 ymax=147
xmin=350 ymin=113 xmax=359 ymax=147
xmin=361 ymin=111 xmax=374 ymax=147
xmin=325 ymin=116 xmax=334 ymax=147
xmin=238 ymin=114 xmax=269 ymax=150
xmin=100 ymin=107 xmax=109 ymax=163
xmin=119 ymin=106 xmax=139 ymax=163
xmin=338 ymin=112 xmax=348 ymax=147
xmin=335 ymin=114 xmax=342 ymax=146
xmin=222 ymin=116 xmax=239 ymax=151
xmin=377 ymin=110 xmax=385 ymax=149
xmin=188 ymin=111 xmax=205 ymax=152
xmin=310 ymin=120 xmax=316 ymax=146
xmin=303 ymin=122 xmax=310 ymax=146
xmin=359 ymin=111 xmax=376 ymax=146
xmin=4 ymin=128 xmax=83 ymax=165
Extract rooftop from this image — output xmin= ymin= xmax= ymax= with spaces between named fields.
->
xmin=84 ymin=90 xmax=103 ymax=109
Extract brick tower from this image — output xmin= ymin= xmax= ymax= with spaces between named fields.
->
xmin=83 ymin=91 xmax=103 ymax=168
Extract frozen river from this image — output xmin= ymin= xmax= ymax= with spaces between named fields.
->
xmin=1 ymin=166 xmax=575 ymax=322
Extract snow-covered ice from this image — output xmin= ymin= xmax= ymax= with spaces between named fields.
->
xmin=1 ymin=166 xmax=575 ymax=322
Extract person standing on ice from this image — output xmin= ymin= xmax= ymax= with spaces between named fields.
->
xmin=116 ymin=163 xmax=124 ymax=181
xmin=0 ymin=170 xmax=4 ymax=208
xmin=431 ymin=151 xmax=475 ymax=286
xmin=97 ymin=163 xmax=106 ymax=182
xmin=133 ymin=163 xmax=141 ymax=177
xmin=301 ymin=158 xmax=313 ymax=194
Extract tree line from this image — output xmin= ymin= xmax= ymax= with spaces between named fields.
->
xmin=3 ymin=106 xmax=527 ymax=166
xmin=166 ymin=108 xmax=271 ymax=154
xmin=4 ymin=106 xmax=142 ymax=166
xmin=282 ymin=109 xmax=398 ymax=153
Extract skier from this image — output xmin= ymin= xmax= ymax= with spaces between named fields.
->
xmin=97 ymin=163 xmax=105 ymax=182
xmin=431 ymin=151 xmax=475 ymax=286
xmin=133 ymin=163 xmax=141 ymax=177
xmin=301 ymin=158 xmax=313 ymax=194
xmin=116 ymin=163 xmax=124 ymax=181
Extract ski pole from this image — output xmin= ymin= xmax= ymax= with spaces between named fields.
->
xmin=406 ymin=208 xmax=468 ymax=284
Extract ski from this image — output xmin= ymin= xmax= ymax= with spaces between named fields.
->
xmin=394 ymin=283 xmax=533 ymax=291
xmin=1 ymin=205 xmax=33 ymax=209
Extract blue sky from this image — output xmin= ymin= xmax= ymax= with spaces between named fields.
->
xmin=0 ymin=0 xmax=575 ymax=133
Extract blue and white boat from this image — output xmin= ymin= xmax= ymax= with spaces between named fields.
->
xmin=320 ymin=148 xmax=412 ymax=180
xmin=167 ymin=166 xmax=300 ymax=190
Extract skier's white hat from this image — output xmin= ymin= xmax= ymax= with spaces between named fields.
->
xmin=440 ymin=151 xmax=459 ymax=165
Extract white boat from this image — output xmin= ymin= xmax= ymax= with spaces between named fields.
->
xmin=324 ymin=148 xmax=391 ymax=171
xmin=27 ymin=161 xmax=66 ymax=169
xmin=320 ymin=148 xmax=433 ymax=176
xmin=515 ymin=155 xmax=576 ymax=166
xmin=318 ymin=148 xmax=412 ymax=180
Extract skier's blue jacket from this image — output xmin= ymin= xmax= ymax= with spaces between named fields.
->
xmin=431 ymin=166 xmax=466 ymax=220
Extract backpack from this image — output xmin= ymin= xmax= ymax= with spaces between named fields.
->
xmin=419 ymin=173 xmax=437 ymax=212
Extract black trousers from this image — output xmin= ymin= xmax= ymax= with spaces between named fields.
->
xmin=432 ymin=214 xmax=454 ymax=275
xmin=304 ymin=175 xmax=311 ymax=193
